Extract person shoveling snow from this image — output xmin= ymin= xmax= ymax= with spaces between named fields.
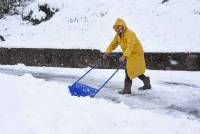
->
xmin=68 ymin=18 xmax=152 ymax=97
xmin=103 ymin=18 xmax=151 ymax=94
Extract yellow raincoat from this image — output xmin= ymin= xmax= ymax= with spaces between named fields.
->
xmin=106 ymin=18 xmax=146 ymax=79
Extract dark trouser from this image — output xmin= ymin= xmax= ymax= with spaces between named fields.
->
xmin=125 ymin=68 xmax=147 ymax=83
xmin=119 ymin=68 xmax=132 ymax=94
xmin=123 ymin=68 xmax=151 ymax=93
xmin=125 ymin=68 xmax=132 ymax=85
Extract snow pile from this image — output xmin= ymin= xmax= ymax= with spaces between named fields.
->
xmin=0 ymin=72 xmax=200 ymax=134
xmin=0 ymin=0 xmax=200 ymax=51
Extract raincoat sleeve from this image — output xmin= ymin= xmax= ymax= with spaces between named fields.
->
xmin=123 ymin=34 xmax=136 ymax=58
xmin=106 ymin=34 xmax=118 ymax=53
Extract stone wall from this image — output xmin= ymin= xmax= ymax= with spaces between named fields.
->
xmin=0 ymin=48 xmax=199 ymax=71
xmin=145 ymin=52 xmax=200 ymax=71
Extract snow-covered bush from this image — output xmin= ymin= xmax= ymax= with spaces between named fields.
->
xmin=22 ymin=1 xmax=59 ymax=25
xmin=0 ymin=0 xmax=23 ymax=18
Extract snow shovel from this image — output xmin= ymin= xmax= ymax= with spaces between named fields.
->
xmin=68 ymin=58 xmax=125 ymax=97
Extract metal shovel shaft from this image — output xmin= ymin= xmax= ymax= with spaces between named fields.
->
xmin=72 ymin=61 xmax=99 ymax=86
xmin=92 ymin=60 xmax=126 ymax=97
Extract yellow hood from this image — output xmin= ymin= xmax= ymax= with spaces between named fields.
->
xmin=113 ymin=18 xmax=127 ymax=33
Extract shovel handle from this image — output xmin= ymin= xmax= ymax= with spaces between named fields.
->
xmin=72 ymin=60 xmax=100 ymax=85
xmin=73 ymin=54 xmax=120 ymax=85
xmin=93 ymin=60 xmax=126 ymax=97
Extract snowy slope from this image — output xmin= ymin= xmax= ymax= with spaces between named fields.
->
xmin=0 ymin=0 xmax=200 ymax=52
xmin=0 ymin=65 xmax=200 ymax=134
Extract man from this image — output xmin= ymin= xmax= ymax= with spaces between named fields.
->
xmin=103 ymin=18 xmax=151 ymax=94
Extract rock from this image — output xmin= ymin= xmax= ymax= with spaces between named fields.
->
xmin=162 ymin=0 xmax=170 ymax=4
xmin=0 ymin=35 xmax=5 ymax=41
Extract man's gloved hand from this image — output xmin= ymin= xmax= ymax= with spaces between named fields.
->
xmin=119 ymin=55 xmax=127 ymax=62
xmin=103 ymin=53 xmax=109 ymax=60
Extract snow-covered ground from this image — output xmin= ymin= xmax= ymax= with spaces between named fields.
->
xmin=0 ymin=0 xmax=200 ymax=133
xmin=0 ymin=0 xmax=200 ymax=52
xmin=0 ymin=64 xmax=200 ymax=134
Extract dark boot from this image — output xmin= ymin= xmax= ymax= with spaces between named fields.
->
xmin=138 ymin=74 xmax=151 ymax=90
xmin=119 ymin=78 xmax=132 ymax=94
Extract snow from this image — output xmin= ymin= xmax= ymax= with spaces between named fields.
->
xmin=0 ymin=64 xmax=200 ymax=134
xmin=0 ymin=0 xmax=200 ymax=133
xmin=0 ymin=0 xmax=200 ymax=52
xmin=22 ymin=3 xmax=47 ymax=21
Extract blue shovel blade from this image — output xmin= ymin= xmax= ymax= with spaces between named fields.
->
xmin=68 ymin=82 xmax=98 ymax=97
